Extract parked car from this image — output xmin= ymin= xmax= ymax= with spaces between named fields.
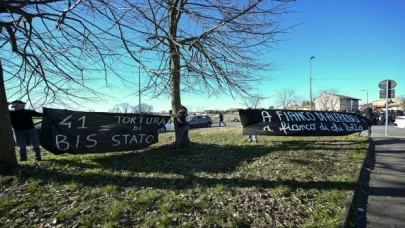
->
xmin=186 ymin=115 xmax=212 ymax=128
xmin=394 ymin=116 xmax=405 ymax=128
xmin=158 ymin=121 xmax=173 ymax=133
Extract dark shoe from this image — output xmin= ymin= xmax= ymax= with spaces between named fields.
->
xmin=20 ymin=159 xmax=27 ymax=162
xmin=35 ymin=158 xmax=42 ymax=161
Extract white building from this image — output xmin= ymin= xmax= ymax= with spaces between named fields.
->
xmin=314 ymin=93 xmax=361 ymax=111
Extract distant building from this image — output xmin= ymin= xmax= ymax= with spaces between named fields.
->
xmin=314 ymin=93 xmax=361 ymax=111
xmin=285 ymin=105 xmax=311 ymax=110
xmin=226 ymin=108 xmax=241 ymax=113
xmin=371 ymin=98 xmax=405 ymax=111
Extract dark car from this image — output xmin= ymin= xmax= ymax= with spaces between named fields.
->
xmin=186 ymin=115 xmax=212 ymax=128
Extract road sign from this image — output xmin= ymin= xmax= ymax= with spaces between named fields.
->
xmin=380 ymin=89 xmax=395 ymax=99
xmin=379 ymin=80 xmax=397 ymax=89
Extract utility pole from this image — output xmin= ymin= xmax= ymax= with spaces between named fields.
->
xmin=310 ymin=56 xmax=315 ymax=110
xmin=385 ymin=81 xmax=389 ymax=136
xmin=139 ymin=52 xmax=141 ymax=114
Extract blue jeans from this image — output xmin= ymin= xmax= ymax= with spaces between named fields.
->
xmin=248 ymin=135 xmax=258 ymax=143
xmin=174 ymin=126 xmax=192 ymax=149
xmin=15 ymin=129 xmax=41 ymax=161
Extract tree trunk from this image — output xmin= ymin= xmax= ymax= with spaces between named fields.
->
xmin=0 ymin=60 xmax=18 ymax=174
xmin=169 ymin=1 xmax=187 ymax=146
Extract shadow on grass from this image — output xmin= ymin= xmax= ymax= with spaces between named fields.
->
xmin=46 ymin=141 xmax=358 ymax=175
xmin=7 ymin=140 xmax=362 ymax=192
xmin=16 ymin=167 xmax=353 ymax=191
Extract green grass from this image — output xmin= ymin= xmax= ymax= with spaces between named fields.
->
xmin=0 ymin=127 xmax=367 ymax=227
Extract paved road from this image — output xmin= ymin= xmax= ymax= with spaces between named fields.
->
xmin=354 ymin=125 xmax=405 ymax=228
xmin=366 ymin=125 xmax=405 ymax=137
xmin=164 ymin=121 xmax=241 ymax=133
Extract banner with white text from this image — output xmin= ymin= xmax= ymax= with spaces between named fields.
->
xmin=238 ymin=109 xmax=368 ymax=136
xmin=40 ymin=108 xmax=170 ymax=155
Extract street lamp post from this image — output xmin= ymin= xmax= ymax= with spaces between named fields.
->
xmin=361 ymin=89 xmax=368 ymax=106
xmin=310 ymin=56 xmax=315 ymax=110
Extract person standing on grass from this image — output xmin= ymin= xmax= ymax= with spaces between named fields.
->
xmin=219 ymin=112 xmax=226 ymax=127
xmin=245 ymin=108 xmax=258 ymax=143
xmin=173 ymin=109 xmax=192 ymax=149
xmin=9 ymin=100 xmax=43 ymax=161
xmin=248 ymin=135 xmax=258 ymax=143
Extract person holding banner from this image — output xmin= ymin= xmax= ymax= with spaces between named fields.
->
xmin=248 ymin=135 xmax=258 ymax=143
xmin=9 ymin=100 xmax=43 ymax=161
xmin=358 ymin=106 xmax=374 ymax=138
xmin=174 ymin=109 xmax=192 ymax=149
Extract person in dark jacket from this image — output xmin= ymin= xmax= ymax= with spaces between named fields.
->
xmin=173 ymin=109 xmax=192 ymax=149
xmin=218 ymin=112 xmax=226 ymax=127
xmin=9 ymin=100 xmax=43 ymax=161
xmin=358 ymin=106 xmax=374 ymax=138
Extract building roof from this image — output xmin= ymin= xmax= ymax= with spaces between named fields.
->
xmin=314 ymin=93 xmax=361 ymax=100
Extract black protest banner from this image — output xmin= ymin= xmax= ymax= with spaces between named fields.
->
xmin=239 ymin=109 xmax=368 ymax=136
xmin=40 ymin=108 xmax=170 ymax=155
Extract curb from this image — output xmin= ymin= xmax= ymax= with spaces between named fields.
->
xmin=339 ymin=138 xmax=372 ymax=228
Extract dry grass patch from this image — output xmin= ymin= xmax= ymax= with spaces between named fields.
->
xmin=0 ymin=127 xmax=367 ymax=227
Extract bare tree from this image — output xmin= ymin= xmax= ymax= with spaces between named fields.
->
xmin=274 ymin=88 xmax=299 ymax=109
xmin=119 ymin=103 xmax=131 ymax=114
xmin=241 ymin=94 xmax=267 ymax=109
xmin=109 ymin=105 xmax=121 ymax=113
xmin=316 ymin=88 xmax=341 ymax=111
xmin=132 ymin=103 xmax=153 ymax=114
xmin=196 ymin=106 xmax=205 ymax=112
xmin=0 ymin=1 xmax=141 ymax=171
xmin=0 ymin=0 xmax=295 ymax=171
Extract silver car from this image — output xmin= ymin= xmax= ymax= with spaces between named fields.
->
xmin=186 ymin=115 xmax=212 ymax=128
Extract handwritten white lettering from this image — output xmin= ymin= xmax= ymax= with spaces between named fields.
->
xmin=86 ymin=134 xmax=97 ymax=147
xmin=129 ymin=134 xmax=138 ymax=144
xmin=153 ymin=118 xmax=160 ymax=125
xmin=275 ymin=111 xmax=286 ymax=122
xmin=262 ymin=111 xmax=273 ymax=122
xmin=146 ymin=135 xmax=154 ymax=143
xmin=263 ymin=126 xmax=274 ymax=132
xmin=287 ymin=112 xmax=299 ymax=122
xmin=60 ymin=115 xmax=73 ymax=129
xmin=56 ymin=135 xmax=69 ymax=150
xmin=115 ymin=116 xmax=124 ymax=124
xmin=111 ymin=134 xmax=155 ymax=145
xmin=112 ymin=135 xmax=121 ymax=146
xmin=122 ymin=117 xmax=131 ymax=124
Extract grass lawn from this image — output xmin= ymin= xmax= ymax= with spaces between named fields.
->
xmin=0 ymin=127 xmax=367 ymax=227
